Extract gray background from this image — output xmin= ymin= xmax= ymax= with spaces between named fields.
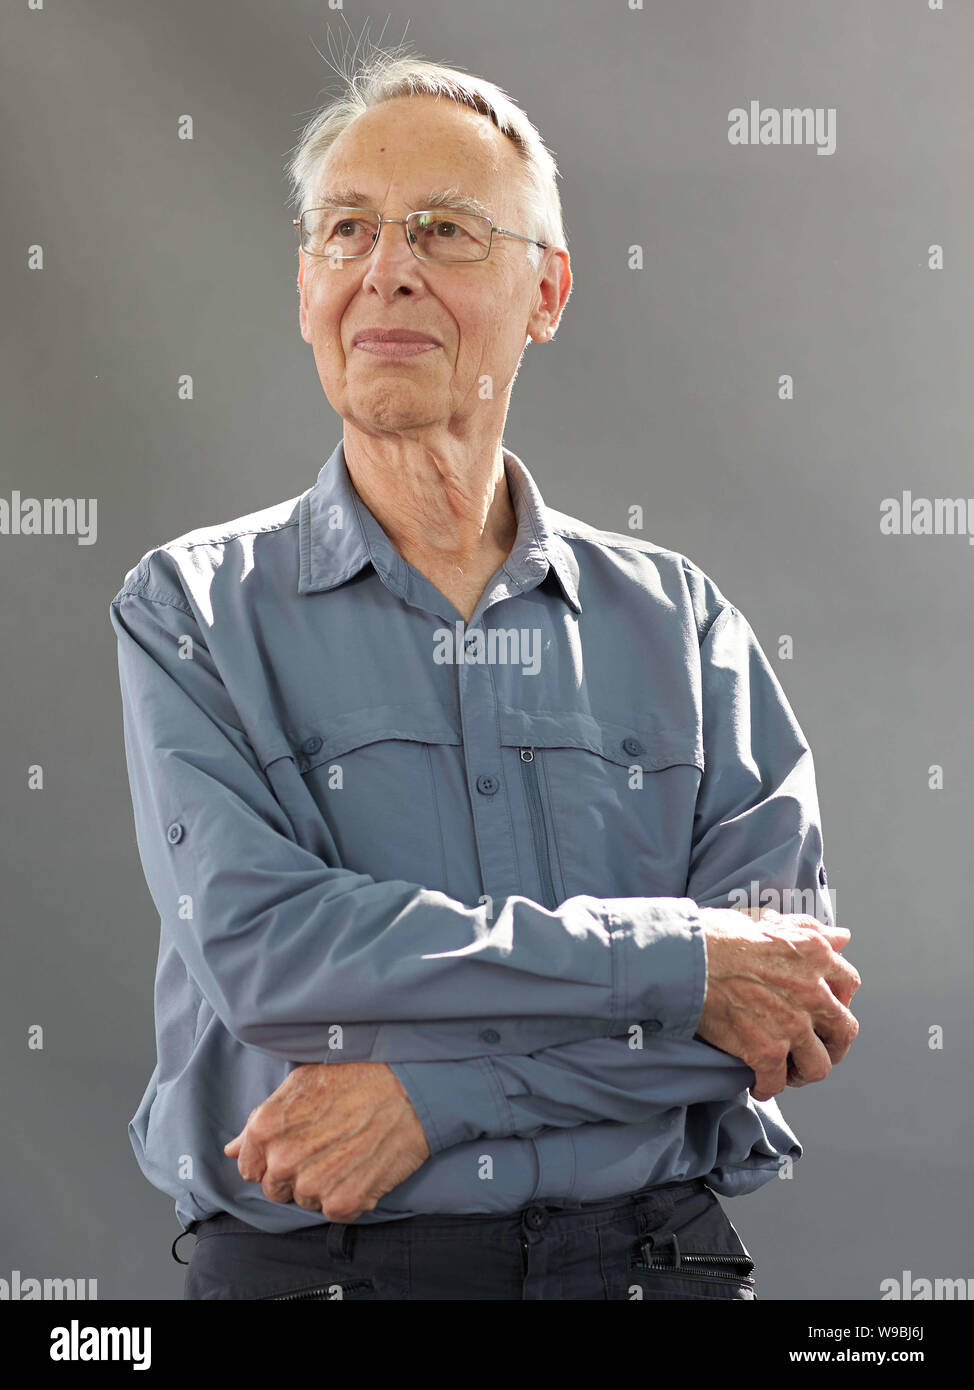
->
xmin=2 ymin=0 xmax=971 ymax=1300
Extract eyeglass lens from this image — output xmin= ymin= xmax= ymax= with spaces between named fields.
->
xmin=301 ymin=208 xmax=493 ymax=261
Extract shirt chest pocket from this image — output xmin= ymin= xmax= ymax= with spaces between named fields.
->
xmin=497 ymin=710 xmax=704 ymax=906
xmin=280 ymin=703 xmax=464 ymax=892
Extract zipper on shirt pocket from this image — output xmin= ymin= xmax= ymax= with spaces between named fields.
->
xmin=519 ymin=748 xmax=558 ymax=910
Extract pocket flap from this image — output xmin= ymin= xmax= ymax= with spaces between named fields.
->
xmin=496 ymin=706 xmax=703 ymax=772
xmin=283 ymin=701 xmax=463 ymax=772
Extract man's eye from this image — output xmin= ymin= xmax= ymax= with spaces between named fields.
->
xmin=432 ymin=220 xmax=465 ymax=238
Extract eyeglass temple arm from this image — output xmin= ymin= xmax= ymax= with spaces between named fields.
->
xmin=494 ymin=228 xmax=548 ymax=249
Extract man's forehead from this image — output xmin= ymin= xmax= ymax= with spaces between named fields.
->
xmin=312 ymin=97 xmax=516 ymax=207
xmin=307 ymin=183 xmax=496 ymax=221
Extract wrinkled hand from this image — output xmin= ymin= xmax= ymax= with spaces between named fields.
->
xmin=697 ymin=907 xmax=861 ymax=1102
xmin=223 ymin=1062 xmax=431 ymax=1221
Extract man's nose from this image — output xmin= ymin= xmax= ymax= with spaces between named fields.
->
xmin=361 ymin=220 xmax=425 ymax=286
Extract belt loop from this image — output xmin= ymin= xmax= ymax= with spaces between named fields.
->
xmin=633 ymin=1180 xmax=688 ymax=1234
xmin=325 ymin=1222 xmax=355 ymax=1261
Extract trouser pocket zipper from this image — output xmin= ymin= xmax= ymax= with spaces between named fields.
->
xmin=634 ymin=1233 xmax=755 ymax=1281
xmin=262 ymin=1279 xmax=373 ymax=1300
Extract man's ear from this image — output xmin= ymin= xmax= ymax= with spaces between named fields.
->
xmin=297 ymin=256 xmax=310 ymax=343
xmin=526 ymin=246 xmax=571 ymax=345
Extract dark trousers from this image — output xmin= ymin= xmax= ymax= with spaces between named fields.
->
xmin=181 ymin=1176 xmax=757 ymax=1300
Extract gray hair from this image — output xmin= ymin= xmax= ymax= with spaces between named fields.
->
xmin=285 ymin=47 xmax=567 ymax=271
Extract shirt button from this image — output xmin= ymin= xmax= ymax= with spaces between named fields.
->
xmin=166 ymin=823 xmax=184 ymax=844
xmin=480 ymin=1028 xmax=501 ymax=1044
xmin=476 ymin=775 xmax=498 ymax=795
xmin=818 ymin=865 xmax=828 ymax=886
xmin=645 ymin=1019 xmax=663 ymax=1033
xmin=302 ymin=735 xmax=323 ymax=755
xmin=621 ymin=736 xmax=644 ymax=757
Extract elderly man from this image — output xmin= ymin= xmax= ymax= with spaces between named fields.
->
xmin=109 ymin=53 xmax=860 ymax=1301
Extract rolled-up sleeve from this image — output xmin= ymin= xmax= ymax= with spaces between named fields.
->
xmin=110 ymin=570 xmax=708 ymax=1064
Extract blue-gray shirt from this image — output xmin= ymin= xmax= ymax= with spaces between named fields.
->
xmin=109 ymin=439 xmax=832 ymax=1233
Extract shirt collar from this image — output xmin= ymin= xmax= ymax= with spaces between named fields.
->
xmin=297 ymin=438 xmax=582 ymax=614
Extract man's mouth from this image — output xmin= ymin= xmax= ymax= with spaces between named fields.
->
xmin=353 ymin=340 xmax=440 ymax=359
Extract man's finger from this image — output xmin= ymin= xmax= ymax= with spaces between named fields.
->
xmin=749 ymin=1062 xmax=788 ymax=1103
xmin=810 ymin=995 xmax=860 ymax=1065
xmin=823 ymin=961 xmax=861 ymax=1008
xmin=765 ymin=910 xmax=850 ymax=943
xmin=262 ymin=1173 xmax=294 ymax=1205
xmin=287 ymin=1138 xmax=376 ymax=1217
xmin=814 ymin=921 xmax=851 ymax=940
xmin=235 ymin=1107 xmax=349 ymax=1187
xmin=785 ymin=1028 xmax=832 ymax=1086
xmin=224 ymin=1106 xmax=261 ymax=1158
xmin=234 ymin=1124 xmax=269 ymax=1183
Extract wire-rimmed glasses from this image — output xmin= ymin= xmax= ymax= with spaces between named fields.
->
xmin=293 ymin=206 xmax=549 ymax=263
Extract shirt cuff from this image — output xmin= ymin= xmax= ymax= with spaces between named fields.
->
xmin=388 ymin=1057 xmax=513 ymax=1156
xmin=604 ymin=896 xmax=706 ymax=1039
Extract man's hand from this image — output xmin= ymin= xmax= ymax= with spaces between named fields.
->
xmin=223 ymin=1062 xmax=431 ymax=1221
xmin=697 ymin=908 xmax=861 ymax=1102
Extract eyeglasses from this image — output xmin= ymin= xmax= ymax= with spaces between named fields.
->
xmin=293 ymin=206 xmax=549 ymax=263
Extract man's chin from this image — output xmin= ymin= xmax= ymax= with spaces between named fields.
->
xmin=345 ymin=393 xmax=445 ymax=434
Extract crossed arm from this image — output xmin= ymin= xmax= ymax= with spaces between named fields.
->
xmin=112 ymin=563 xmax=831 ymax=1220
